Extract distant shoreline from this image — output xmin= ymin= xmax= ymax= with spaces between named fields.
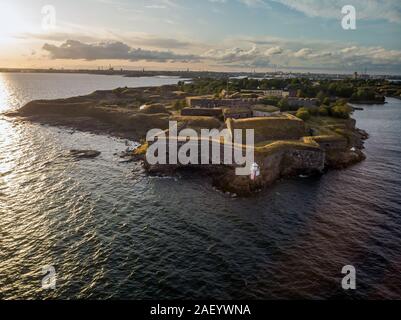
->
xmin=1 ymin=68 xmax=401 ymax=81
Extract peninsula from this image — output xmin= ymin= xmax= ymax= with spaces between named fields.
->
xmin=7 ymin=76 xmax=391 ymax=196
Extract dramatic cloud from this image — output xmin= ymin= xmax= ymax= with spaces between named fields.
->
xmin=203 ymin=41 xmax=401 ymax=71
xmin=40 ymin=38 xmax=401 ymax=72
xmin=272 ymin=0 xmax=401 ymax=24
xmin=42 ymin=40 xmax=199 ymax=62
xmin=203 ymin=46 xmax=272 ymax=67
xmin=265 ymin=46 xmax=283 ymax=56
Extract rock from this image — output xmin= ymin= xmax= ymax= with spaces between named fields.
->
xmin=325 ymin=149 xmax=366 ymax=169
xmin=70 ymin=149 xmax=101 ymax=159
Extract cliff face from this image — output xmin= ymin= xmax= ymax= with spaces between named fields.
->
xmin=209 ymin=147 xmax=325 ymax=196
xmin=144 ymin=144 xmax=326 ymax=196
xmin=143 ymin=126 xmax=367 ymax=196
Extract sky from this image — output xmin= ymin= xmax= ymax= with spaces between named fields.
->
xmin=0 ymin=0 xmax=401 ymax=74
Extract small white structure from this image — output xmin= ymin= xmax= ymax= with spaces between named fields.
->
xmin=250 ymin=163 xmax=260 ymax=181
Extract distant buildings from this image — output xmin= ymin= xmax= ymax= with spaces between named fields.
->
xmin=186 ymin=96 xmax=257 ymax=109
xmin=184 ymin=90 xmax=320 ymax=121
xmin=287 ymin=97 xmax=318 ymax=108
xmin=264 ymin=89 xmax=290 ymax=98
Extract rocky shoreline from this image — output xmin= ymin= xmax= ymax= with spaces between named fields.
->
xmin=139 ymin=135 xmax=367 ymax=197
xmin=4 ymin=85 xmax=369 ymax=196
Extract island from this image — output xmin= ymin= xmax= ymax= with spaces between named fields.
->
xmin=6 ymin=76 xmax=381 ymax=196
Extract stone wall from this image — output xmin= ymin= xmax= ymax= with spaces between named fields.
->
xmin=229 ymin=114 xmax=306 ymax=143
xmin=186 ymin=97 xmax=257 ymax=109
xmin=181 ymin=108 xmax=222 ymax=117
xmin=213 ymin=146 xmax=325 ymax=196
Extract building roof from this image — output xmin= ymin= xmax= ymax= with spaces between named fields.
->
xmin=252 ymin=105 xmax=280 ymax=113
xmin=223 ymin=107 xmax=251 ymax=115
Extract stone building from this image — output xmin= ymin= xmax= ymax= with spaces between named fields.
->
xmin=264 ymin=90 xmax=290 ymax=98
xmin=252 ymin=105 xmax=281 ymax=117
xmin=287 ymin=98 xmax=318 ymax=108
xmin=223 ymin=107 xmax=253 ymax=120
xmin=186 ymin=96 xmax=257 ymax=109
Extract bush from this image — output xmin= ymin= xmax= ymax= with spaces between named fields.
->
xmin=308 ymin=106 xmax=319 ymax=116
xmin=330 ymin=104 xmax=352 ymax=119
xmin=323 ymin=97 xmax=331 ymax=106
xmin=296 ymin=108 xmax=311 ymax=120
xmin=334 ymin=98 xmax=348 ymax=106
xmin=278 ymin=98 xmax=289 ymax=111
xmin=172 ymin=100 xmax=187 ymax=110
xmin=318 ymin=106 xmax=329 ymax=116
xmin=350 ymin=88 xmax=376 ymax=101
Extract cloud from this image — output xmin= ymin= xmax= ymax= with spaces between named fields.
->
xmin=293 ymin=48 xmax=313 ymax=58
xmin=42 ymin=40 xmax=199 ymax=62
xmin=265 ymin=46 xmax=283 ymax=56
xmin=39 ymin=37 xmax=401 ymax=72
xmin=203 ymin=41 xmax=401 ymax=71
xmin=203 ymin=45 xmax=273 ymax=67
xmin=209 ymin=0 xmax=269 ymax=8
xmin=272 ymin=0 xmax=401 ymax=24
xmin=19 ymin=29 xmax=193 ymax=51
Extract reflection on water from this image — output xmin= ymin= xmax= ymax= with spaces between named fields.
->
xmin=0 ymin=74 xmax=11 ymax=113
xmin=1 ymin=73 xmax=401 ymax=299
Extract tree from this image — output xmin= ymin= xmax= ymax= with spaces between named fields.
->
xmin=172 ymin=100 xmax=187 ymax=110
xmin=296 ymin=108 xmax=310 ymax=121
xmin=330 ymin=104 xmax=352 ymax=119
xmin=278 ymin=98 xmax=289 ymax=111
xmin=308 ymin=106 xmax=319 ymax=116
xmin=318 ymin=106 xmax=329 ymax=116
xmin=316 ymin=90 xmax=326 ymax=103
xmin=297 ymin=89 xmax=305 ymax=98
xmin=323 ymin=97 xmax=331 ymax=106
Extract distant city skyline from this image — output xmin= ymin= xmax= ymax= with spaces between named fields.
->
xmin=1 ymin=0 xmax=401 ymax=74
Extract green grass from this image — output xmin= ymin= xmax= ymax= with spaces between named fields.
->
xmin=305 ymin=116 xmax=352 ymax=136
xmin=255 ymin=140 xmax=320 ymax=157
xmin=170 ymin=115 xmax=222 ymax=130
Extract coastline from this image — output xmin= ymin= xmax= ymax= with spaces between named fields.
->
xmin=5 ymin=84 xmax=369 ymax=196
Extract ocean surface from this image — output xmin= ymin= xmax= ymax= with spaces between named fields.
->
xmin=1 ymin=72 xmax=401 ymax=299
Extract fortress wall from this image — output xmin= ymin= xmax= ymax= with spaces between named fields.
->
xmin=186 ymin=97 xmax=257 ymax=109
xmin=181 ymin=108 xmax=222 ymax=117
xmin=230 ymin=115 xmax=306 ymax=143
